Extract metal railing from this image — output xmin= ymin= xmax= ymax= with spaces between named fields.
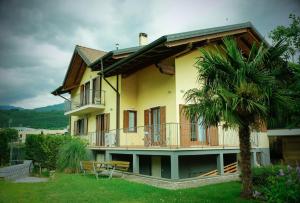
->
xmin=65 ymin=90 xmax=105 ymax=112
xmin=77 ymin=123 xmax=260 ymax=149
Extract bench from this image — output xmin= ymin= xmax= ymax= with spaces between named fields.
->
xmin=80 ymin=161 xmax=130 ymax=179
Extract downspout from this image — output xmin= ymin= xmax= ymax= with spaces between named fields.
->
xmin=57 ymin=94 xmax=71 ymax=134
xmin=100 ymin=59 xmax=120 ymax=146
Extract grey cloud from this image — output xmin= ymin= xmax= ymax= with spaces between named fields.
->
xmin=0 ymin=0 xmax=299 ymax=108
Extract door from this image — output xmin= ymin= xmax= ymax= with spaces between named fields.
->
xmin=179 ymin=105 xmax=209 ymax=147
xmin=151 ymin=107 xmax=161 ymax=146
xmin=96 ymin=114 xmax=110 ymax=147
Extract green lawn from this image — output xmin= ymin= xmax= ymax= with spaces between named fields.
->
xmin=0 ymin=174 xmax=257 ymax=203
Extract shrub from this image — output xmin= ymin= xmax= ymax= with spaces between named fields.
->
xmin=0 ymin=128 xmax=18 ymax=165
xmin=252 ymin=165 xmax=282 ymax=186
xmin=253 ymin=165 xmax=300 ymax=202
xmin=57 ymin=138 xmax=92 ymax=173
xmin=25 ymin=134 xmax=71 ymax=170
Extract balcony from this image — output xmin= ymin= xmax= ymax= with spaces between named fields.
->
xmin=76 ymin=123 xmax=260 ymax=150
xmin=64 ymin=90 xmax=105 ymax=116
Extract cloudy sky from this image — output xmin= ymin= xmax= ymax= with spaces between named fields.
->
xmin=0 ymin=0 xmax=299 ymax=109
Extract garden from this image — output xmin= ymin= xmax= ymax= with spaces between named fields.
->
xmin=1 ymin=131 xmax=300 ymax=202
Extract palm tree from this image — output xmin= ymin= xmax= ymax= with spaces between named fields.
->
xmin=184 ymin=38 xmax=290 ymax=198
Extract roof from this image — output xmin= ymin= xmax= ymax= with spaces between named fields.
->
xmin=76 ymin=45 xmax=106 ymax=66
xmin=53 ymin=22 xmax=266 ymax=94
xmin=165 ymin=22 xmax=263 ymax=42
xmin=94 ymin=22 xmax=265 ymax=77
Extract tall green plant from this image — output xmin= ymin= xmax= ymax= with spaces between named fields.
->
xmin=25 ymin=134 xmax=71 ymax=169
xmin=184 ymin=38 xmax=290 ymax=198
xmin=57 ymin=138 xmax=92 ymax=173
xmin=0 ymin=128 xmax=18 ymax=165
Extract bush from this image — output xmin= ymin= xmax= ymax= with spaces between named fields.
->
xmin=252 ymin=165 xmax=282 ymax=186
xmin=0 ymin=128 xmax=18 ymax=165
xmin=25 ymin=134 xmax=71 ymax=170
xmin=253 ymin=165 xmax=300 ymax=202
xmin=57 ymin=138 xmax=92 ymax=173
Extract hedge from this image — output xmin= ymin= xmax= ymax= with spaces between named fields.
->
xmin=25 ymin=134 xmax=71 ymax=170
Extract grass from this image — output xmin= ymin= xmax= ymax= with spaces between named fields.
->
xmin=0 ymin=173 xmax=257 ymax=203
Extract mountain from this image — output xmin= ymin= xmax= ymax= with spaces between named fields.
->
xmin=0 ymin=103 xmax=68 ymax=129
xmin=0 ymin=105 xmax=23 ymax=110
xmin=34 ymin=103 xmax=64 ymax=112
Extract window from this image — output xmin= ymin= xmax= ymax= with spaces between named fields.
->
xmin=123 ymin=110 xmax=137 ymax=132
xmin=74 ymin=118 xmax=88 ymax=135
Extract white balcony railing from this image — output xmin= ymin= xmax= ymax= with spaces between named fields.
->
xmin=76 ymin=123 xmax=260 ymax=149
xmin=64 ymin=90 xmax=105 ymax=113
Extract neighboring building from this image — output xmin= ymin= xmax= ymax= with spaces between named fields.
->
xmin=12 ymin=127 xmax=68 ymax=143
xmin=52 ymin=22 xmax=270 ymax=180
xmin=268 ymin=129 xmax=300 ymax=165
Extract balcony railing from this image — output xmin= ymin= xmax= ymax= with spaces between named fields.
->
xmin=64 ymin=90 xmax=105 ymax=113
xmin=77 ymin=123 xmax=260 ymax=149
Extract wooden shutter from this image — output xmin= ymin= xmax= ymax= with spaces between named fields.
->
xmin=160 ymin=106 xmax=166 ymax=146
xmin=179 ymin=104 xmax=191 ymax=147
xmin=80 ymin=85 xmax=84 ymax=106
xmin=104 ymin=113 xmax=110 ymax=133
xmin=123 ymin=110 xmax=129 ymax=133
xmin=73 ymin=120 xmax=78 ymax=136
xmin=84 ymin=118 xmax=88 ymax=135
xmin=85 ymin=82 xmax=90 ymax=105
xmin=144 ymin=109 xmax=150 ymax=146
xmin=207 ymin=126 xmax=218 ymax=146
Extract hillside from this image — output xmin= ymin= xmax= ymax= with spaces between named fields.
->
xmin=0 ymin=105 xmax=68 ymax=129
xmin=34 ymin=103 xmax=64 ymax=112
xmin=0 ymin=105 xmax=23 ymax=110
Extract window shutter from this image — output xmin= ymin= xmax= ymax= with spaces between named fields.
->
xmin=160 ymin=106 xmax=166 ymax=145
xmin=144 ymin=109 xmax=150 ymax=146
xmin=179 ymin=104 xmax=191 ymax=147
xmin=80 ymin=85 xmax=84 ymax=106
xmin=123 ymin=110 xmax=129 ymax=133
xmin=207 ymin=126 xmax=218 ymax=146
xmin=84 ymin=118 xmax=88 ymax=135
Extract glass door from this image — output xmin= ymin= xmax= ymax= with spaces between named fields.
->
xmin=151 ymin=108 xmax=160 ymax=145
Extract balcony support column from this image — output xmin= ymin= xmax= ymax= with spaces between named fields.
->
xmin=132 ymin=154 xmax=139 ymax=174
xmin=105 ymin=151 xmax=112 ymax=162
xmin=217 ymin=153 xmax=224 ymax=175
xmin=170 ymin=153 xmax=179 ymax=180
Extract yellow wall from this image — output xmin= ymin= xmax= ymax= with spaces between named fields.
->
xmin=70 ymin=66 xmax=118 ymax=136
xmin=120 ymin=64 xmax=176 ymax=146
xmin=175 ymin=46 xmax=269 ymax=149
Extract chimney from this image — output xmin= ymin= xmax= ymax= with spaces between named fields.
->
xmin=139 ymin=32 xmax=148 ymax=46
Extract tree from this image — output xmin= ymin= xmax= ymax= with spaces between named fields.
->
xmin=269 ymin=14 xmax=300 ymax=63
xmin=184 ymin=38 xmax=290 ymax=198
xmin=0 ymin=128 xmax=18 ymax=165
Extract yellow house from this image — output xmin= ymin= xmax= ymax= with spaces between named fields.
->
xmin=52 ymin=22 xmax=270 ymax=179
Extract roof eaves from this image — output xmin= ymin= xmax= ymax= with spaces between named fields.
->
xmin=103 ymin=36 xmax=167 ymax=75
xmin=166 ymin=22 xmax=252 ymax=42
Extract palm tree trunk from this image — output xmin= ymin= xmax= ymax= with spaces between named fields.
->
xmin=238 ymin=124 xmax=253 ymax=198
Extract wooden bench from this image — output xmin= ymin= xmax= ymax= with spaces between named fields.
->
xmin=80 ymin=161 xmax=98 ymax=179
xmin=80 ymin=161 xmax=130 ymax=179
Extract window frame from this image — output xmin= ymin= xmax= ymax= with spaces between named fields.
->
xmin=127 ymin=110 xmax=137 ymax=133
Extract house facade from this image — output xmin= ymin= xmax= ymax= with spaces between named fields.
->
xmin=52 ymin=22 xmax=270 ymax=180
